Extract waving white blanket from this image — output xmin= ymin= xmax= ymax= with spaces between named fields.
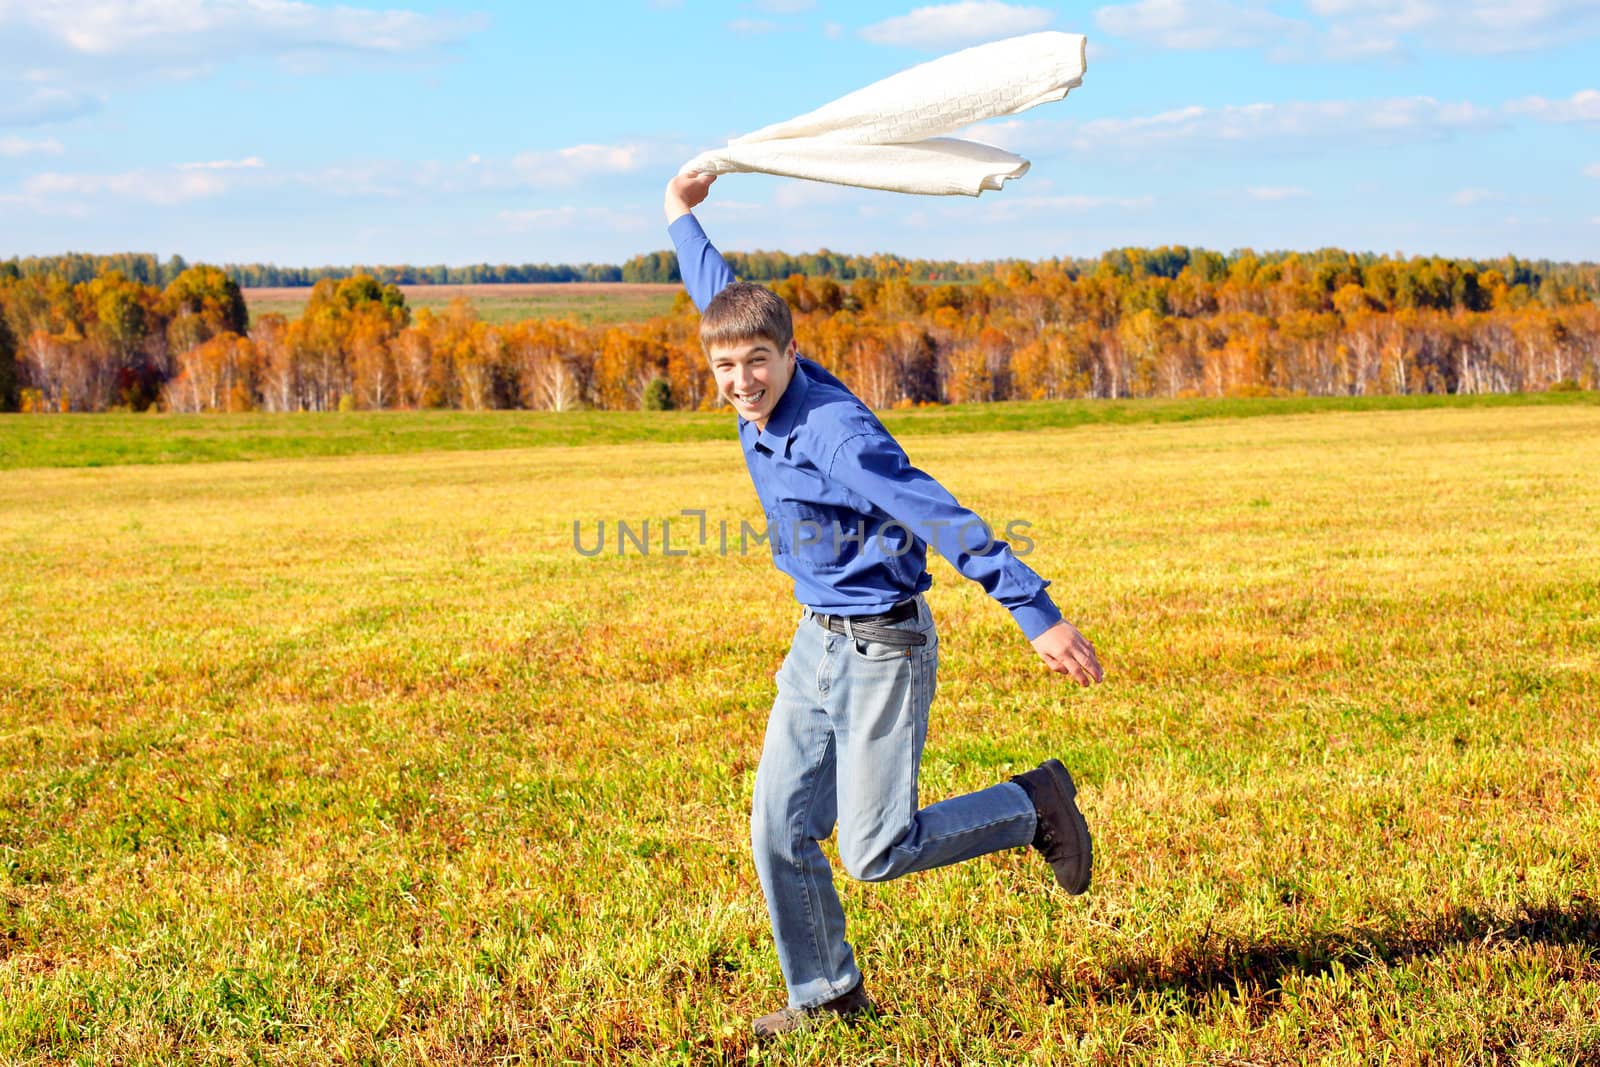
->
xmin=680 ymin=31 xmax=1087 ymax=197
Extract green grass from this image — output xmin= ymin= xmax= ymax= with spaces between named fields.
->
xmin=2 ymin=403 xmax=1598 ymax=1063
xmin=3 ymin=390 xmax=1595 ymax=470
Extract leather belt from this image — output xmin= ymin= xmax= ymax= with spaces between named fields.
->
xmin=812 ymin=599 xmax=927 ymax=646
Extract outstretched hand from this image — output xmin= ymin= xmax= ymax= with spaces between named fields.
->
xmin=1030 ymin=621 xmax=1104 ymax=687
xmin=664 ymin=171 xmax=716 ymax=223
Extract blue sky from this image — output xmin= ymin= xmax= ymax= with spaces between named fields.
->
xmin=2 ymin=0 xmax=1597 ymax=267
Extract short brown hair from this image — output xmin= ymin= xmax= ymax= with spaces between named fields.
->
xmin=700 ymin=282 xmax=793 ymax=353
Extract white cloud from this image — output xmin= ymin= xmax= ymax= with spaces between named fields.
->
xmin=15 ymin=155 xmax=393 ymax=209
xmin=1306 ymin=0 xmax=1600 ymax=55
xmin=553 ymin=144 xmax=644 ymax=173
xmin=771 ymin=182 xmax=865 ymax=211
xmin=496 ymin=206 xmax=647 ymax=234
xmin=1317 ymin=23 xmax=1403 ymax=60
xmin=0 ymin=190 xmax=89 ymax=218
xmin=975 ymin=95 xmax=1500 ymax=160
xmin=1449 ymin=187 xmax=1500 ymax=206
xmin=1585 ymin=162 xmax=1600 ymax=177
xmin=0 ymin=85 xmax=101 ymax=126
xmin=507 ymin=141 xmax=676 ymax=187
xmin=281 ymin=139 xmax=685 ymax=197
xmin=0 ymin=1 xmax=483 ymax=62
xmin=978 ymin=192 xmax=1153 ymax=222
xmin=1247 ymin=185 xmax=1308 ymax=200
xmin=859 ymin=2 xmax=1054 ymax=49
xmin=8 ymin=139 xmax=680 ymax=213
xmin=755 ymin=0 xmax=817 ymax=11
xmin=293 ymin=162 xmax=409 ymax=198
xmin=694 ymin=197 xmax=769 ymax=221
xmin=1019 ymin=193 xmax=1152 ymax=209
xmin=1094 ymin=0 xmax=1301 ymax=51
xmin=0 ymin=1 xmax=483 ymax=130
xmin=24 ymin=168 xmax=228 ymax=205
xmin=1095 ymin=0 xmax=1600 ymax=57
xmin=823 ymin=21 xmax=843 ymax=39
xmin=727 ymin=18 xmax=780 ymax=35
xmin=1505 ymin=90 xmax=1600 ymax=123
xmin=0 ymin=135 xmax=64 ymax=157
xmin=180 ymin=156 xmax=265 ymax=170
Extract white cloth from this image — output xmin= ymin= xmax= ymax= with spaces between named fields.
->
xmin=680 ymin=31 xmax=1087 ymax=197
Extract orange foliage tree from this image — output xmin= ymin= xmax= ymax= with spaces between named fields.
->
xmin=3 ymin=247 xmax=1597 ymax=413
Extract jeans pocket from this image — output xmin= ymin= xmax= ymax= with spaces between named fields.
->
xmin=850 ymin=636 xmax=917 ymax=662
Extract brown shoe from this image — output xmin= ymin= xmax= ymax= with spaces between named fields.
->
xmin=1011 ymin=759 xmax=1092 ymax=894
xmin=752 ymin=980 xmax=875 ymax=1039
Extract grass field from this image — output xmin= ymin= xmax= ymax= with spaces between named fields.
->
xmin=3 ymin=391 xmax=1595 ymax=470
xmin=2 ymin=401 xmax=1598 ymax=1063
xmin=242 ymin=283 xmax=681 ymax=327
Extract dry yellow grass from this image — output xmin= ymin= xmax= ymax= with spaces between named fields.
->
xmin=1 ymin=404 xmax=1598 ymax=1064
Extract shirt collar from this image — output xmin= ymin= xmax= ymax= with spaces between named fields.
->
xmin=754 ymin=358 xmax=810 ymax=455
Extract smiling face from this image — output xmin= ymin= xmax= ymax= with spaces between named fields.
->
xmin=707 ymin=336 xmax=797 ymax=429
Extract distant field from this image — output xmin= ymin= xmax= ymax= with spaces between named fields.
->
xmin=243 ymin=282 xmax=682 ymax=326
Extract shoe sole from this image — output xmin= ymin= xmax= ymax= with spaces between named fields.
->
xmin=1041 ymin=759 xmax=1092 ymax=894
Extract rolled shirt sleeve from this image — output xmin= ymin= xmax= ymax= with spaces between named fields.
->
xmin=825 ymin=424 xmax=1064 ymax=640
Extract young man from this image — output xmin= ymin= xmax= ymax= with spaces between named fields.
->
xmin=663 ymin=172 xmax=1104 ymax=1039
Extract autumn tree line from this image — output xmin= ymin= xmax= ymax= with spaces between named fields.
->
xmin=1 ymin=247 xmax=1596 ymax=414
xmin=2 ymin=252 xmax=624 ymax=289
xmin=6 ymin=248 xmax=1003 ymax=289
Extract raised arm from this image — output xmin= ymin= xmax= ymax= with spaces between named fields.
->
xmin=664 ymin=172 xmax=735 ymax=311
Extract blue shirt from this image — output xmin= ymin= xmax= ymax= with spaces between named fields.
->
xmin=669 ymin=213 xmax=1063 ymax=640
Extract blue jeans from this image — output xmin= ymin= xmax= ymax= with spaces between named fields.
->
xmin=750 ymin=594 xmax=1038 ymax=1009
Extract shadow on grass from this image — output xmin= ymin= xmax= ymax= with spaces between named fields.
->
xmin=1041 ymin=898 xmax=1600 ymax=1006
